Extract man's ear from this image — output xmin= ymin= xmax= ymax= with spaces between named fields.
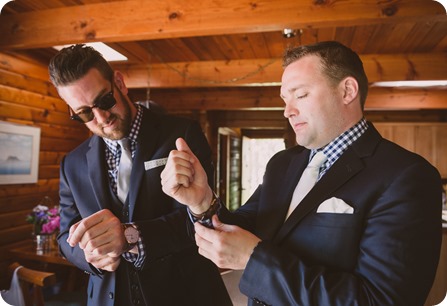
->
xmin=114 ymin=71 xmax=128 ymax=95
xmin=341 ymin=77 xmax=359 ymax=105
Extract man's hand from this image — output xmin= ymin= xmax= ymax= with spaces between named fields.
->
xmin=194 ymin=215 xmax=261 ymax=270
xmin=161 ymin=138 xmax=213 ymax=214
xmin=84 ymin=252 xmax=122 ymax=272
xmin=67 ymin=209 xmax=127 ymax=271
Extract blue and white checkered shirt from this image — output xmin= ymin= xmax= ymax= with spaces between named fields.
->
xmin=103 ymin=105 xmax=145 ymax=268
xmin=311 ymin=118 xmax=369 ymax=180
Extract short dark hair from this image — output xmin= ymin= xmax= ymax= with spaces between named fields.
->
xmin=283 ymin=41 xmax=368 ymax=109
xmin=48 ymin=44 xmax=114 ymax=87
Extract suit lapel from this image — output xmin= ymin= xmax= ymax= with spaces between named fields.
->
xmin=280 ymin=151 xmax=310 ymax=210
xmin=257 ymin=150 xmax=310 ymax=240
xmin=273 ymin=149 xmax=364 ymax=243
xmin=86 ymin=136 xmax=115 ymax=211
xmin=127 ymin=109 xmax=161 ymax=220
xmin=272 ymin=124 xmax=382 ymax=244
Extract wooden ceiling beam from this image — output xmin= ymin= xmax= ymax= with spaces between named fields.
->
xmin=207 ymin=110 xmax=447 ymax=129
xmin=208 ymin=110 xmax=287 ymax=129
xmin=117 ymin=53 xmax=447 ymax=88
xmin=0 ymin=0 xmax=445 ymax=49
xmin=144 ymin=87 xmax=447 ymax=111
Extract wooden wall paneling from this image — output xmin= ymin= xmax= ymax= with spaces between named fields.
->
xmin=374 ymin=124 xmax=393 ymax=140
xmin=209 ymin=110 xmax=287 ymax=129
xmin=0 ymin=193 xmax=59 ymax=214
xmin=374 ymin=122 xmax=447 ymax=178
xmin=0 ymin=209 xmax=30 ymax=231
xmin=0 ymin=69 xmax=58 ymax=98
xmin=0 ymin=179 xmax=59 ymax=198
xmin=365 ymin=110 xmax=447 ymax=123
xmin=414 ymin=125 xmax=436 ymax=166
xmin=375 ymin=123 xmax=416 ymax=152
xmin=393 ymin=124 xmax=416 ymax=152
xmin=0 ymin=52 xmax=89 ymax=289
xmin=136 ymin=87 xmax=447 ymax=112
xmin=0 ymin=84 xmax=67 ymax=112
xmin=0 ymin=53 xmax=50 ymax=81
xmin=0 ymin=224 xmax=33 ymax=246
xmin=434 ymin=125 xmax=447 ymax=178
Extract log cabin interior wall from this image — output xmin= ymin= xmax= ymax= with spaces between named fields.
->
xmin=0 ymin=52 xmax=90 ymax=288
xmin=0 ymin=0 xmax=446 ymax=296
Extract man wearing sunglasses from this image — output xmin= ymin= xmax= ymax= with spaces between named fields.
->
xmin=48 ymin=44 xmax=231 ymax=306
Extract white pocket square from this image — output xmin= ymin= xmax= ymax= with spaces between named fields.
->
xmin=144 ymin=157 xmax=168 ymax=170
xmin=317 ymin=197 xmax=354 ymax=214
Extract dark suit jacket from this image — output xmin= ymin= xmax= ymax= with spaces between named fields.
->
xmin=219 ymin=123 xmax=442 ymax=306
xmin=58 ymin=108 xmax=231 ymax=306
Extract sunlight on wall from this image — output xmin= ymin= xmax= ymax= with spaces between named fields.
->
xmin=241 ymin=137 xmax=285 ymax=204
xmin=436 ymin=294 xmax=447 ymax=305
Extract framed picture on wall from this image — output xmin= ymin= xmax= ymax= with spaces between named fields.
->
xmin=0 ymin=121 xmax=41 ymax=185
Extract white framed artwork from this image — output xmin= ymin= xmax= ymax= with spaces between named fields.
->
xmin=0 ymin=121 xmax=41 ymax=185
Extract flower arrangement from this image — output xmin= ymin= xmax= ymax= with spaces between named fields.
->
xmin=26 ymin=198 xmax=60 ymax=235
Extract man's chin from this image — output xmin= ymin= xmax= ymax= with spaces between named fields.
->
xmin=93 ymin=127 xmax=125 ymax=140
xmin=104 ymin=131 xmax=126 ymax=140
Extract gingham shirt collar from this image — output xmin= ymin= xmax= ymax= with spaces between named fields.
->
xmin=310 ymin=118 xmax=368 ymax=177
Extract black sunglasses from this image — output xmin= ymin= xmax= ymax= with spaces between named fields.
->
xmin=69 ymin=83 xmax=117 ymax=123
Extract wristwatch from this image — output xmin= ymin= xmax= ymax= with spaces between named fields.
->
xmin=122 ymin=223 xmax=139 ymax=251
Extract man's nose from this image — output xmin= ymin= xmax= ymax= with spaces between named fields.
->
xmin=92 ymin=107 xmax=112 ymax=124
xmin=283 ymin=102 xmax=297 ymax=119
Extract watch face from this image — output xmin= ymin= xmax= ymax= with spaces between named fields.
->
xmin=124 ymin=226 xmax=139 ymax=244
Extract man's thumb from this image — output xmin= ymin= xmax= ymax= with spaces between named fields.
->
xmin=176 ymin=137 xmax=192 ymax=153
xmin=211 ymin=214 xmax=226 ymax=231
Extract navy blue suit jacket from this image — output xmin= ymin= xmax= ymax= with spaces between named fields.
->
xmin=58 ymin=108 xmax=231 ymax=306
xmin=219 ymin=123 xmax=442 ymax=306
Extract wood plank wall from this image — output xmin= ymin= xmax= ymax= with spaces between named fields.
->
xmin=0 ymin=52 xmax=90 ymax=289
xmin=0 ymin=50 xmax=445 ymax=293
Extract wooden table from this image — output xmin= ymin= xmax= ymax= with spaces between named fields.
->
xmin=8 ymin=241 xmax=83 ymax=292
xmin=9 ymin=242 xmax=73 ymax=267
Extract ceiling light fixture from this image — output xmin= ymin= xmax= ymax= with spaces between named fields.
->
xmin=282 ymin=29 xmax=297 ymax=38
xmin=371 ymin=80 xmax=447 ymax=88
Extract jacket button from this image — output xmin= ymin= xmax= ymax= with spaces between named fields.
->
xmin=108 ymin=292 xmax=114 ymax=299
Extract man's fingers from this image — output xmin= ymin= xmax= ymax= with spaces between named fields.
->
xmin=197 ymin=215 xmax=230 ymax=233
xmin=194 ymin=221 xmax=223 ymax=242
xmin=161 ymin=148 xmax=197 ymax=194
xmin=85 ymin=252 xmax=121 ymax=272
xmin=67 ymin=221 xmax=81 ymax=246
xmin=161 ymin=164 xmax=194 ymax=191
xmin=195 ymin=230 xmax=217 ymax=258
xmin=67 ymin=209 xmax=114 ymax=247
xmin=176 ymin=138 xmax=201 ymax=164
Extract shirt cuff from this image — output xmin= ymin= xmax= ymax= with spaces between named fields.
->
xmin=187 ymin=200 xmax=221 ymax=229
xmin=122 ymin=236 xmax=145 ymax=269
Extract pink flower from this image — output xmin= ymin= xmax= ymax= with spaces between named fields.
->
xmin=26 ymin=204 xmax=60 ymax=235
xmin=41 ymin=216 xmax=60 ymax=234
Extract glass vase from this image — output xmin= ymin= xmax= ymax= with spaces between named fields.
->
xmin=35 ymin=234 xmax=50 ymax=254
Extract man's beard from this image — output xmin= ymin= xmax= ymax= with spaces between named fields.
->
xmin=94 ymin=93 xmax=132 ymax=140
